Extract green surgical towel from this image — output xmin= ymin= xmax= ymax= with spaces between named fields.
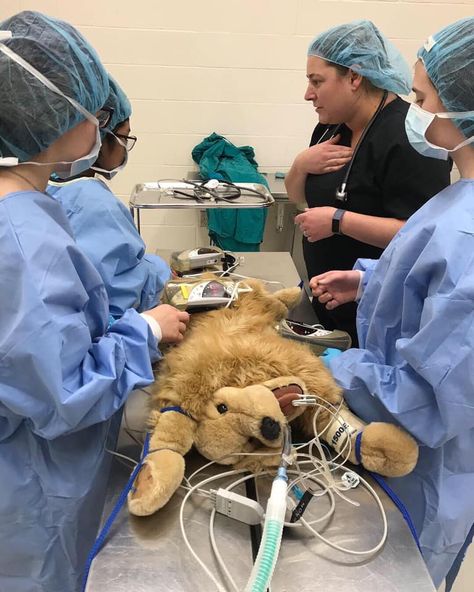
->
xmin=192 ymin=133 xmax=269 ymax=251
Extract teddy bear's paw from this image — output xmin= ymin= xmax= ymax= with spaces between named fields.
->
xmin=127 ymin=450 xmax=185 ymax=516
xmin=359 ymin=423 xmax=419 ymax=477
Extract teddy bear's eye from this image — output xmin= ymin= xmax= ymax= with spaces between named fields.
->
xmin=217 ymin=403 xmax=228 ymax=414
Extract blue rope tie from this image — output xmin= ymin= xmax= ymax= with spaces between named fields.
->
xmin=160 ymin=405 xmax=194 ymax=420
xmin=81 ymin=432 xmax=151 ymax=592
xmin=81 ymin=407 xmax=193 ymax=590
xmin=354 ymin=431 xmax=421 ymax=553
xmin=355 ymin=431 xmax=363 ymax=465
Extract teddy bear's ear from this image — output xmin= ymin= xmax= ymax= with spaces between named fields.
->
xmin=272 ymin=287 xmax=302 ymax=310
xmin=232 ymin=280 xmax=301 ymax=322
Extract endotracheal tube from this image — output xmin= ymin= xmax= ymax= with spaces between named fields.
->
xmin=244 ymin=425 xmax=292 ymax=592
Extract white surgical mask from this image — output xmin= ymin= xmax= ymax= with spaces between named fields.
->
xmin=0 ymin=30 xmax=103 ymax=179
xmin=405 ymin=103 xmax=474 ymax=160
xmin=91 ymin=132 xmax=128 ymax=180
xmin=54 ymin=123 xmax=102 ymax=179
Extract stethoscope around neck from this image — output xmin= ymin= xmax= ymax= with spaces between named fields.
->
xmin=317 ymin=90 xmax=388 ymax=203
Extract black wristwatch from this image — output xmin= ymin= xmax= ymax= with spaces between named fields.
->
xmin=332 ymin=208 xmax=346 ymax=235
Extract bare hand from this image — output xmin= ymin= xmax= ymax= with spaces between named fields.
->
xmin=295 ymin=206 xmax=336 ymax=242
xmin=296 ymin=135 xmax=352 ymax=175
xmin=309 ymin=271 xmax=361 ymax=310
xmin=145 ymin=304 xmax=190 ymax=343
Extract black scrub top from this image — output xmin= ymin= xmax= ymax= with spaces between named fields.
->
xmin=303 ymin=96 xmax=451 ymax=345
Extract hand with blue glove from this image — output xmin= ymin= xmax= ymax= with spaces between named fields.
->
xmin=320 ymin=347 xmax=343 ymax=368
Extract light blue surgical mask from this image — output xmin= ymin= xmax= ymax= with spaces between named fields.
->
xmin=0 ymin=31 xmax=102 ymax=179
xmin=405 ymin=103 xmax=474 ymax=160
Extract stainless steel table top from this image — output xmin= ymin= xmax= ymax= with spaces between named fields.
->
xmin=156 ymin=251 xmax=314 ymax=324
xmin=86 ymin=253 xmax=434 ymax=592
xmin=129 ymin=180 xmax=275 ymax=210
xmin=186 ymin=170 xmax=289 ymax=202
xmin=261 ymin=173 xmax=288 ymax=201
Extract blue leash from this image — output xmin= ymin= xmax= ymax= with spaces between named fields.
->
xmin=81 ymin=432 xmax=151 ymax=592
xmin=81 ymin=406 xmax=193 ymax=590
xmin=355 ymin=432 xmax=422 ymax=553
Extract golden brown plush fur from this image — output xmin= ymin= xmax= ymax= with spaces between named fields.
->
xmin=128 ymin=279 xmax=418 ymax=517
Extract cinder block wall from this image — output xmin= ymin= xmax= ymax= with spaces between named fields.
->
xmin=1 ymin=1 xmax=470 ymax=252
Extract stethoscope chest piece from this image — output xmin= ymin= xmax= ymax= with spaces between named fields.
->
xmin=335 ymin=183 xmax=348 ymax=202
xmin=332 ymin=90 xmax=388 ymax=205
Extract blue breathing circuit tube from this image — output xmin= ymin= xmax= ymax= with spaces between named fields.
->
xmin=244 ymin=426 xmax=292 ymax=592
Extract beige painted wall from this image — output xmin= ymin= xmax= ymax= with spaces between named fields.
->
xmin=1 ymin=0 xmax=472 ymax=253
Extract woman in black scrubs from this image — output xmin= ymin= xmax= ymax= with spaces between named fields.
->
xmin=286 ymin=20 xmax=451 ymax=346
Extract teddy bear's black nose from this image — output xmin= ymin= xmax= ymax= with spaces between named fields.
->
xmin=260 ymin=417 xmax=281 ymax=441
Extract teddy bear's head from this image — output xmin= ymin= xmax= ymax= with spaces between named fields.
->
xmin=193 ymin=384 xmax=291 ymax=464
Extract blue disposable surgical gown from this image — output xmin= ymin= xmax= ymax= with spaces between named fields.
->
xmin=0 ymin=190 xmax=160 ymax=592
xmin=48 ymin=178 xmax=171 ymax=318
xmin=329 ymin=179 xmax=474 ymax=587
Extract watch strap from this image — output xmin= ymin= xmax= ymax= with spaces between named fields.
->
xmin=332 ymin=208 xmax=346 ymax=235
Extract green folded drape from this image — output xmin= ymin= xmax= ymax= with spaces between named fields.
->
xmin=192 ymin=133 xmax=268 ymax=251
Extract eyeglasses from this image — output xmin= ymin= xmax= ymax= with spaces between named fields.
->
xmin=115 ymin=133 xmax=137 ymax=151
xmin=96 ymin=107 xmax=114 ymax=129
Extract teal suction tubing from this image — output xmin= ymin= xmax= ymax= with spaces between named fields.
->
xmin=244 ymin=427 xmax=291 ymax=592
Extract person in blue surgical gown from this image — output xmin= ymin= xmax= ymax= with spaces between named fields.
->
xmin=310 ymin=17 xmax=474 ymax=590
xmin=0 ymin=11 xmax=189 ymax=592
xmin=48 ymin=75 xmax=171 ymax=318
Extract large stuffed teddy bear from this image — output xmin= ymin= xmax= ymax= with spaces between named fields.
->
xmin=128 ymin=279 xmax=418 ymax=516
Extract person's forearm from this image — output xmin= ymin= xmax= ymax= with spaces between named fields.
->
xmin=340 ymin=211 xmax=404 ymax=248
xmin=285 ymin=158 xmax=308 ymax=204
